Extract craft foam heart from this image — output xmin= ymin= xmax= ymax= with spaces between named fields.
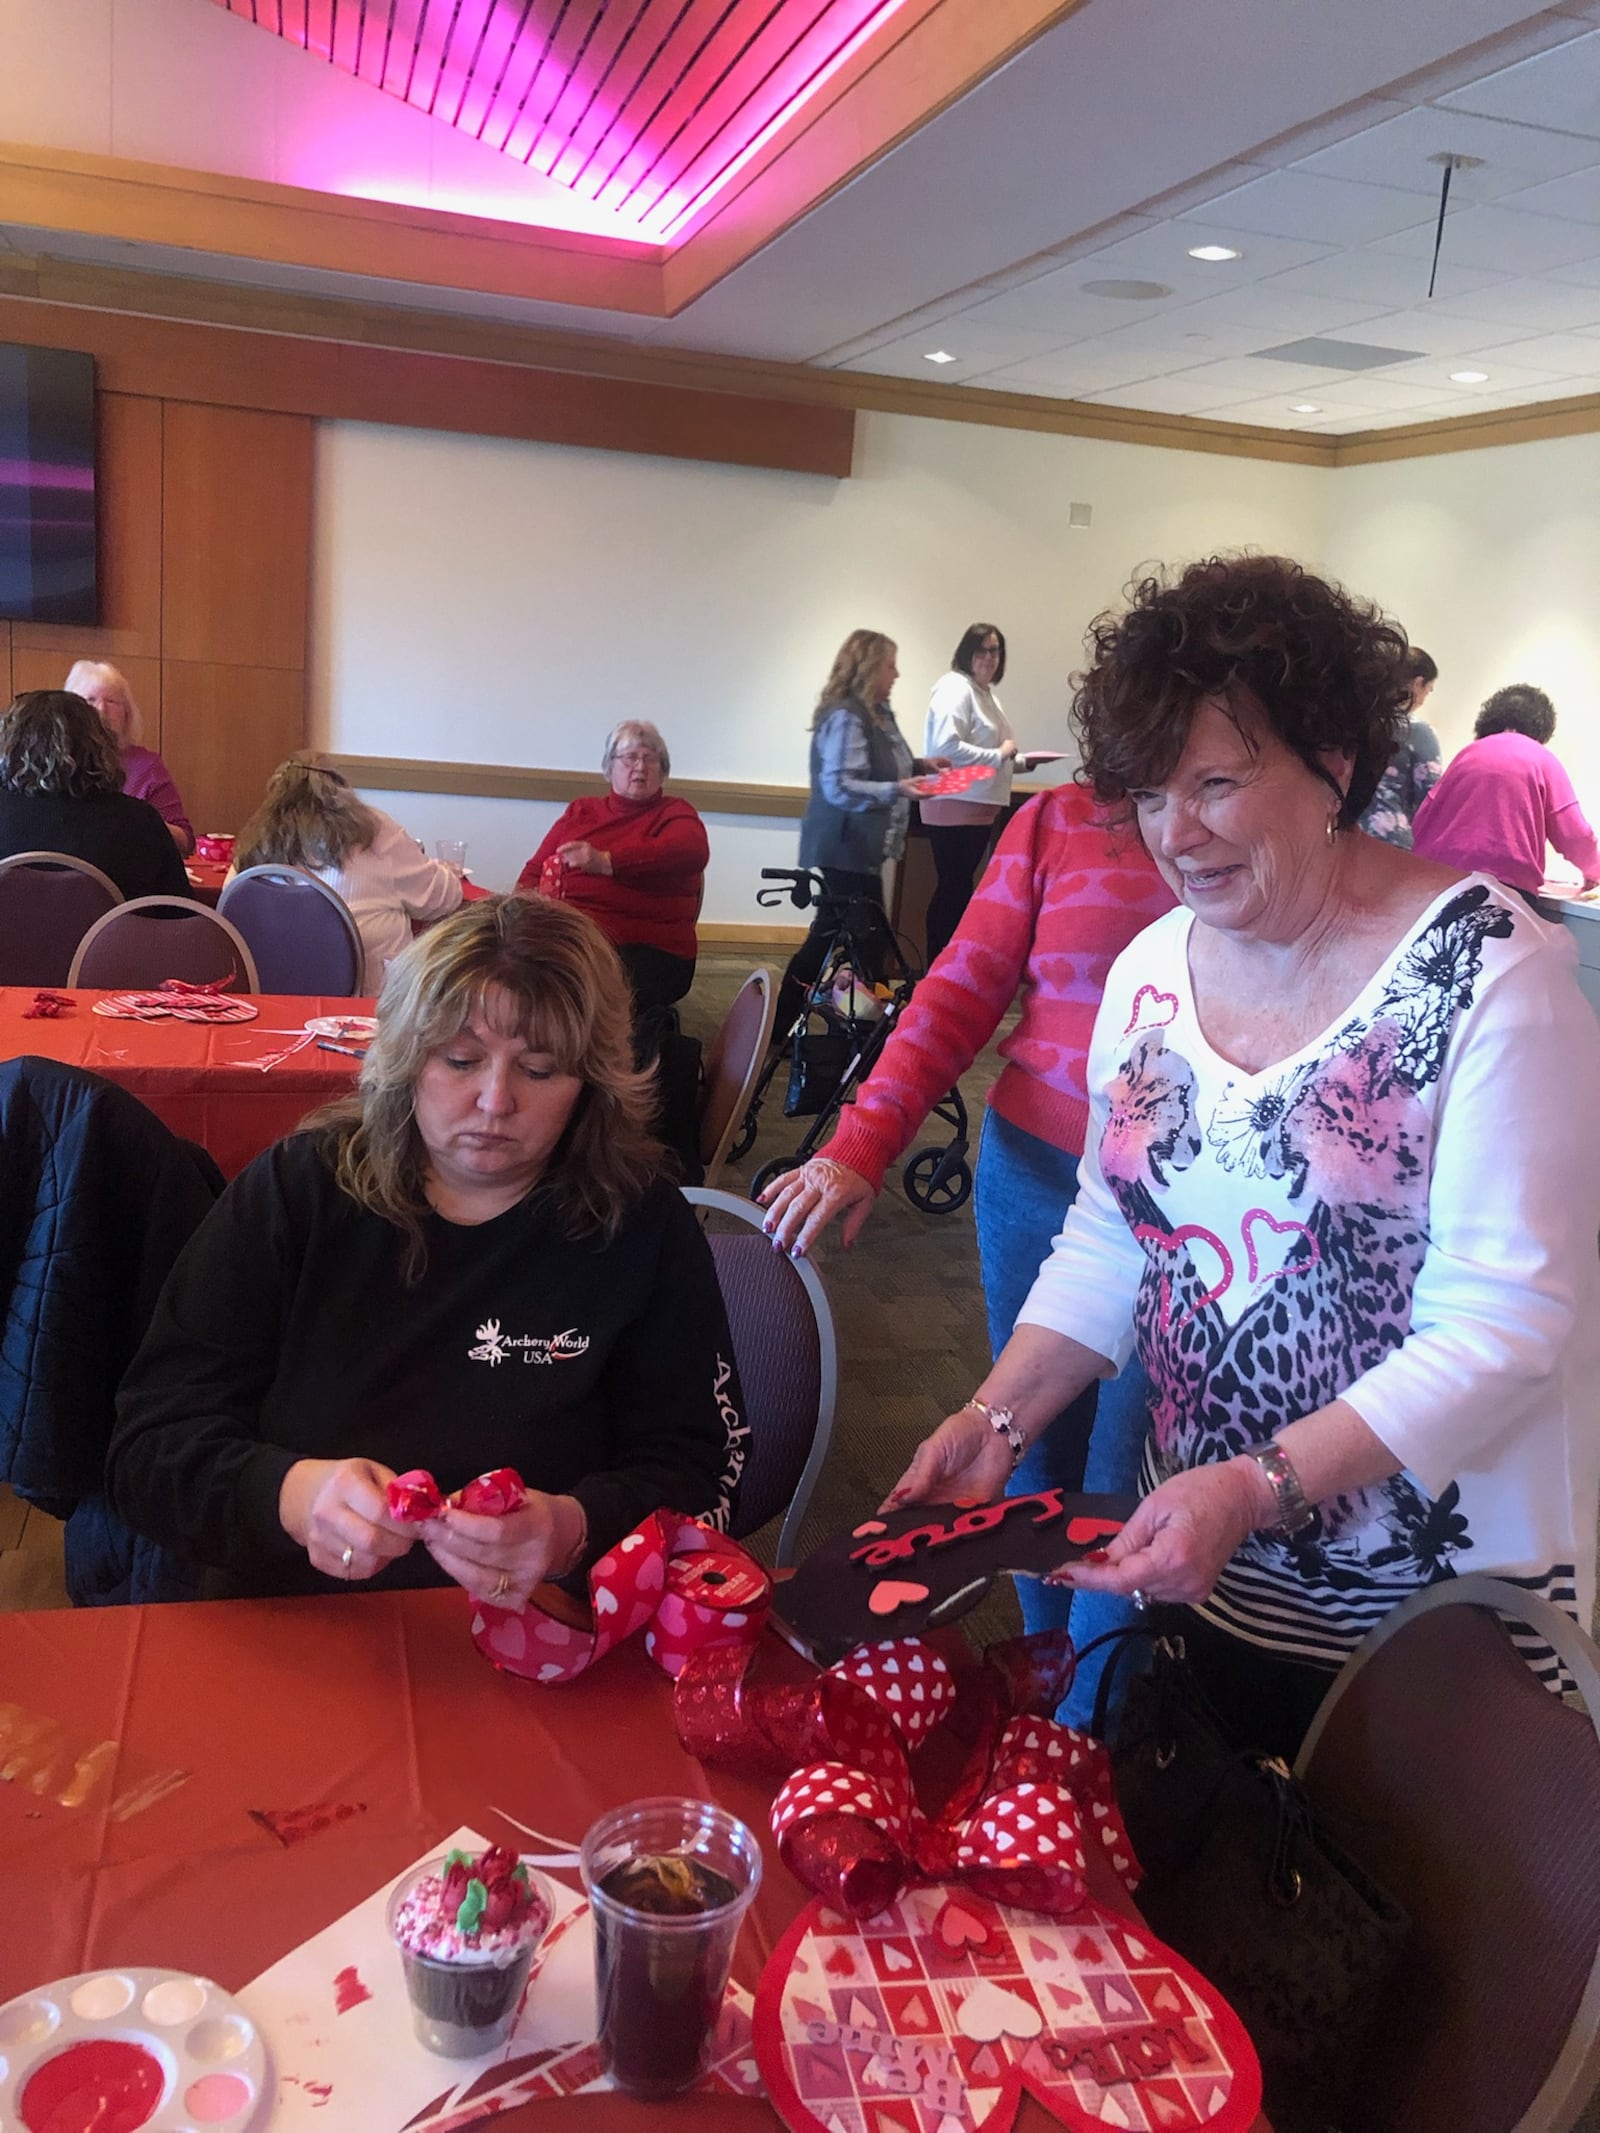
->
xmin=755 ymin=1894 xmax=1262 ymax=2133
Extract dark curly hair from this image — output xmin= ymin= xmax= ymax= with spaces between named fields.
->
xmin=1475 ymin=683 xmax=1555 ymax=745
xmin=1071 ymin=555 xmax=1412 ymax=826
xmin=0 ymin=691 xmax=126 ymax=799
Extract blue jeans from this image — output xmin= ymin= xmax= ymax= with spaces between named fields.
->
xmin=972 ymin=1108 xmax=1149 ymax=1729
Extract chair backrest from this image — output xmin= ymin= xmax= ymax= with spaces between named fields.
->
xmin=218 ymin=864 xmax=364 ymax=996
xmin=681 ymin=1186 xmax=837 ymax=1568
xmin=68 ymin=897 xmax=261 ymax=992
xmin=1295 ymin=1575 xmax=1600 ymax=2133
xmin=0 ymin=851 xmax=123 ymax=986
xmin=698 ymin=967 xmax=776 ymax=1180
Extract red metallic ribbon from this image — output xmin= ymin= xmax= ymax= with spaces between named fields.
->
xmin=385 ymin=1468 xmax=772 ymax=1687
xmin=674 ymin=1628 xmax=1136 ymax=1920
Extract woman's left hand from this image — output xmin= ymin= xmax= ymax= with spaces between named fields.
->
xmin=1056 ymin=1459 xmax=1267 ymax=1606
xmin=423 ymin=1491 xmax=586 ymax=1610
xmin=557 ymin=839 xmax=612 ymax=876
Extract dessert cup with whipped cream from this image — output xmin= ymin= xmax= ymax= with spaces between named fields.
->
xmin=387 ymin=1844 xmax=553 ymax=2056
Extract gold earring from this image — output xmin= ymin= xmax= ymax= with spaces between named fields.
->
xmin=1326 ymin=811 xmax=1340 ymax=846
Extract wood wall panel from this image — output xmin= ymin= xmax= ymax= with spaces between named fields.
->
xmin=161 ymin=664 xmax=305 ymax=836
xmin=161 ymin=405 xmax=313 ymax=670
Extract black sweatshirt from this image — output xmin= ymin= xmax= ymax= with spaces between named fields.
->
xmin=107 ymin=1136 xmax=747 ymax=1597
xmin=0 ymin=789 xmax=189 ymax=902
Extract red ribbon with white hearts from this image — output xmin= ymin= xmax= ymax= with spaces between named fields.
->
xmin=386 ymin=1467 xmax=771 ymax=1686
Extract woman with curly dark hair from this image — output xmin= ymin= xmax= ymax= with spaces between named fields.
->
xmin=0 ymin=689 xmax=188 ymax=901
xmin=885 ymin=555 xmax=1600 ymax=1756
xmin=1413 ymin=682 xmax=1600 ymax=899
xmin=109 ymin=896 xmax=744 ymax=1601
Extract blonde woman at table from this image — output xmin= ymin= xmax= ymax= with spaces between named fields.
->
xmin=233 ymin=756 xmax=463 ymax=992
xmin=64 ymin=659 xmax=195 ymax=855
xmin=0 ymin=690 xmax=189 ymax=902
xmin=108 ymin=896 xmax=745 ymax=1603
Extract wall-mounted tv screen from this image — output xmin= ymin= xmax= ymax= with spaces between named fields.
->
xmin=0 ymin=344 xmax=97 ymax=626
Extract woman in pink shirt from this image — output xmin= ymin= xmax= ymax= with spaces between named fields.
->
xmin=1412 ymin=683 xmax=1600 ymax=901
xmin=65 ymin=659 xmax=195 ymax=856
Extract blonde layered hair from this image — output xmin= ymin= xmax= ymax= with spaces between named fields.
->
xmin=308 ymin=896 xmax=660 ymax=1279
xmin=812 ymin=630 xmax=896 ymax=730
xmin=234 ymin=756 xmax=380 ymax=873
xmin=64 ymin=660 xmax=142 ymax=745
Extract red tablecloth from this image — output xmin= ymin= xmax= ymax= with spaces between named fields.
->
xmin=0 ymin=989 xmax=373 ymax=1175
xmin=183 ymin=858 xmax=229 ymax=906
xmin=0 ymin=1594 xmax=1269 ymax=2132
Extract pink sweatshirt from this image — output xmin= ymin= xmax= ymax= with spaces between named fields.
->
xmin=826 ymin=784 xmax=1176 ymax=1186
xmin=1412 ymin=730 xmax=1600 ymax=894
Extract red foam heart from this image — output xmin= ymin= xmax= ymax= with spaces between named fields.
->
xmin=867 ymin=1579 xmax=931 ymax=1617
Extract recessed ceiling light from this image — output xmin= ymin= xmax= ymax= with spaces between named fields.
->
xmin=1289 ymin=402 xmax=1322 ymax=414
xmin=1081 ymin=278 xmax=1173 ymax=301
xmin=923 ymin=350 xmax=958 ymax=365
xmin=1450 ymin=368 xmax=1489 ymax=383
xmin=1188 ymin=245 xmax=1241 ymax=263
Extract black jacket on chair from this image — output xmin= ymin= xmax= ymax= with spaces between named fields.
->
xmin=0 ymin=1056 xmax=223 ymax=1603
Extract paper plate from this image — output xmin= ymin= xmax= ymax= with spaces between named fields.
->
xmin=93 ymin=993 xmax=259 ymax=1023
xmin=303 ymin=1015 xmax=378 ymax=1040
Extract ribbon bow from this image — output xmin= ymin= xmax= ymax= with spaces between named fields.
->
xmin=675 ymin=1629 xmax=1136 ymax=1920
xmin=386 ymin=1468 xmax=772 ymax=1686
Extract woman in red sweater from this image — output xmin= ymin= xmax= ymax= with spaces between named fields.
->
xmin=761 ymin=782 xmax=1174 ymax=1719
xmin=517 ymin=721 xmax=709 ymax=1015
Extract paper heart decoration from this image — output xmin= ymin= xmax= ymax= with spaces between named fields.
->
xmin=756 ymin=1893 xmax=1262 ymax=2133
xmin=1241 ymin=1206 xmax=1320 ymax=1286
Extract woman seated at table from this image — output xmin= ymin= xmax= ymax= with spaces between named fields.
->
xmin=516 ymin=720 xmax=708 ymax=1018
xmin=107 ymin=896 xmax=745 ymax=1603
xmin=0 ymin=689 xmax=189 ymax=901
xmin=64 ymin=659 xmax=195 ymax=855
xmin=885 ymin=555 xmax=1600 ymax=1761
xmin=233 ymin=755 xmax=463 ymax=993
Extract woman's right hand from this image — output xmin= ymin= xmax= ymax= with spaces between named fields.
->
xmin=760 ymin=1156 xmax=878 ymax=1256
xmin=999 ymin=738 xmax=1019 ymax=761
xmin=278 ymin=1457 xmax=416 ymax=1582
xmin=880 ymin=1406 xmax=1018 ymax=1512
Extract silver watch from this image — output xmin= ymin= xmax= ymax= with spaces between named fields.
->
xmin=1241 ymin=1440 xmax=1315 ymax=1537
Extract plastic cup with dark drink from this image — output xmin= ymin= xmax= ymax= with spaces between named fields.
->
xmin=580 ymin=1797 xmax=762 ymax=2098
xmin=387 ymin=1844 xmax=553 ymax=2057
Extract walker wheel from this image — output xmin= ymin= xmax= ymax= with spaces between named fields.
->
xmin=903 ymin=1146 xmax=973 ymax=1214
xmin=728 ymin=1107 xmax=759 ymax=1163
xmin=751 ymin=1154 xmax=802 ymax=1203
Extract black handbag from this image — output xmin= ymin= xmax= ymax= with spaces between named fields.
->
xmin=1090 ymin=1626 xmax=1410 ymax=2133
xmin=784 ymin=1027 xmax=857 ymax=1116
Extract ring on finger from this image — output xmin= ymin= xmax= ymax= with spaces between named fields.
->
xmin=341 ymin=1544 xmax=355 ymax=1577
xmin=1131 ymin=1587 xmax=1151 ymax=1612
xmin=490 ymin=1571 xmax=511 ymax=1602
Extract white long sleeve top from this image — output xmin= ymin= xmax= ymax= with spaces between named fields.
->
xmin=1018 ymin=876 xmax=1600 ymax=1679
xmin=922 ymin=672 xmax=1015 ymax=821
xmin=313 ymin=809 xmax=463 ymax=992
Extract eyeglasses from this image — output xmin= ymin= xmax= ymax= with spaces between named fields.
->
xmin=974 ymin=642 xmax=1001 ymax=656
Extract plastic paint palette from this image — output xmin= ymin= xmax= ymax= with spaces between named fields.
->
xmin=0 ymin=1969 xmax=269 ymax=2132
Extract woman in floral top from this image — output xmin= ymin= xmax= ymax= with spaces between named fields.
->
xmin=1358 ymin=647 xmax=1441 ymax=847
xmin=886 ymin=557 xmax=1600 ymax=1758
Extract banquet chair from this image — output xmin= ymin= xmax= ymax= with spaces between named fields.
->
xmin=218 ymin=865 xmax=364 ymax=996
xmin=0 ymin=850 xmax=122 ymax=985
xmin=681 ymin=1185 xmax=836 ymax=1568
xmin=1294 ymin=1575 xmax=1600 ymax=2133
xmin=697 ymin=967 xmax=775 ymax=1186
xmin=67 ymin=897 xmax=261 ymax=992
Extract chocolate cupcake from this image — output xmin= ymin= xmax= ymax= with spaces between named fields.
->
xmin=388 ymin=1845 xmax=552 ymax=2057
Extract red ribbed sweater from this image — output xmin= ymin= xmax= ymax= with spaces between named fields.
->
xmin=826 ymin=784 xmax=1176 ymax=1185
xmin=518 ymin=792 xmax=709 ymax=960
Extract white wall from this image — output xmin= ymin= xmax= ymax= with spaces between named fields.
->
xmin=1323 ymin=434 xmax=1600 ymax=816
xmin=312 ymin=410 xmax=1320 ymax=915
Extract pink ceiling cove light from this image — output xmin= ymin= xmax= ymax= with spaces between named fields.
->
xmin=210 ymin=0 xmax=916 ymax=243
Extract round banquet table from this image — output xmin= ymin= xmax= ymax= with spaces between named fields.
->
xmin=0 ymin=1590 xmax=1270 ymax=2132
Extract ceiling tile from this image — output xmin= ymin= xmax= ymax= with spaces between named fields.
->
xmin=1423 ymin=274 xmax=1600 ymax=329
xmin=1374 ymin=202 xmax=1600 ymax=272
xmin=1455 ymin=330 xmax=1600 ymax=373
xmin=1492 ymin=165 xmax=1600 ymax=223
xmin=1291 ymin=103 xmax=1600 ymax=196
xmin=1260 ymin=248 xmax=1508 ymax=308
xmin=1076 ymin=374 xmax=1269 ymax=415
xmin=1308 ymin=302 xmax=1522 ymax=356
xmin=1178 ymin=169 xmax=1436 ymax=246
xmin=956 ymin=267 xmax=1192 ymax=335
xmin=1070 ymin=220 xmax=1334 ymax=284
xmin=1134 ymin=354 xmax=1351 ymax=396
xmin=1165 ymin=284 xmax=1395 ymax=339
xmin=969 ymin=345 xmax=1186 ymax=399
xmin=1438 ymin=26 xmax=1600 ymax=137
xmin=842 ymin=322 xmax=1080 ymax=381
xmin=1378 ymin=354 xmax=1568 ymax=395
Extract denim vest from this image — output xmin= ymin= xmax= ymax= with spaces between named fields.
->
xmin=798 ymin=702 xmax=909 ymax=872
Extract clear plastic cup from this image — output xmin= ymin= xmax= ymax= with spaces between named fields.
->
xmin=387 ymin=1854 xmax=553 ymax=2057
xmin=434 ymin=839 xmax=468 ymax=871
xmin=580 ymin=1797 xmax=762 ymax=2098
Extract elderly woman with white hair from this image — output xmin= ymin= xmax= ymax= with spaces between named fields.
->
xmin=517 ymin=719 xmax=709 ymax=1014
xmin=65 ymin=659 xmax=195 ymax=854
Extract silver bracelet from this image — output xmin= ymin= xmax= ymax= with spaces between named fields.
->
xmin=964 ymin=1397 xmax=1027 ymax=1471
xmin=1240 ymin=1440 xmax=1315 ymax=1538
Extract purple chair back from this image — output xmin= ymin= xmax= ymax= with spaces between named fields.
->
xmin=68 ymin=898 xmax=260 ymax=992
xmin=0 ymin=852 xmax=123 ymax=986
xmin=218 ymin=866 xmax=363 ymax=996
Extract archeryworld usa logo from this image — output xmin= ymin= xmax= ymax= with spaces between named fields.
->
xmin=469 ymin=1319 xmax=590 ymax=1367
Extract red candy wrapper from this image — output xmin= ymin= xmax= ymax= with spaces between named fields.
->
xmin=387 ymin=1470 xmax=446 ymax=1523
xmin=455 ymin=1468 xmax=528 ymax=1518
xmin=22 ymin=990 xmax=74 ymax=1020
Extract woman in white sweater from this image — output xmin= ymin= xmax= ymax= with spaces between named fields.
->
xmin=921 ymin=622 xmax=1018 ymax=960
xmin=233 ymin=757 xmax=462 ymax=992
